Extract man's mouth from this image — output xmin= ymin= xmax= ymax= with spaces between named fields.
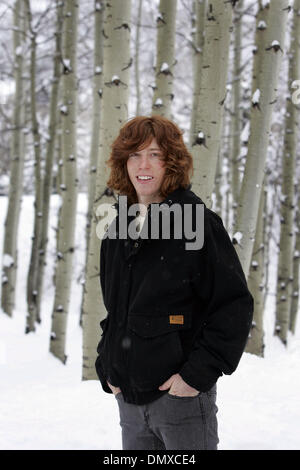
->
xmin=136 ymin=176 xmax=154 ymax=182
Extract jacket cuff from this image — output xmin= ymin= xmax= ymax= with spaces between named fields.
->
xmin=100 ymin=377 xmax=114 ymax=394
xmin=179 ymin=362 xmax=219 ymax=393
xmin=95 ymin=357 xmax=113 ymax=394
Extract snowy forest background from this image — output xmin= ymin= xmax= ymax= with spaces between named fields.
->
xmin=0 ymin=0 xmax=300 ymax=450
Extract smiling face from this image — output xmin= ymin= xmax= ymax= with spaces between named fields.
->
xmin=126 ymin=138 xmax=166 ymax=208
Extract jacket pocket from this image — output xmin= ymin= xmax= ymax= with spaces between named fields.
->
xmin=127 ymin=312 xmax=192 ymax=391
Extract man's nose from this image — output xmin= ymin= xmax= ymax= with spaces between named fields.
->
xmin=139 ymin=155 xmax=150 ymax=168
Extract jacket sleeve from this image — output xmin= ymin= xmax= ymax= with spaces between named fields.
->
xmin=179 ymin=208 xmax=254 ymax=392
xmin=95 ymin=238 xmax=113 ymax=394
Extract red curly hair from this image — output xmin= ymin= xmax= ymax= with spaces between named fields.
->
xmin=106 ymin=115 xmax=194 ymax=205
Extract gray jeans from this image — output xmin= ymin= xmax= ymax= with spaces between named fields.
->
xmin=115 ymin=385 xmax=218 ymax=450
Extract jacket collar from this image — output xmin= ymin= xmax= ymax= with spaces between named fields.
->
xmin=112 ymin=183 xmax=194 ymax=215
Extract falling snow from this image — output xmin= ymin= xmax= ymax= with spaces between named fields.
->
xmin=233 ymin=231 xmax=243 ymax=243
xmin=258 ymin=20 xmax=267 ymax=29
xmin=160 ymin=62 xmax=169 ymax=72
xmin=15 ymin=46 xmax=22 ymax=56
xmin=271 ymin=40 xmax=280 ymax=48
xmin=3 ymin=254 xmax=14 ymax=268
xmin=252 ymin=89 xmax=260 ymax=104
xmin=59 ymin=105 xmax=68 ymax=114
xmin=63 ymin=59 xmax=71 ymax=70
xmin=154 ymin=98 xmax=163 ymax=106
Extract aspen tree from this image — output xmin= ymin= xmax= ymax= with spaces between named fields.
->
xmin=231 ymin=0 xmax=243 ymax=213
xmin=214 ymin=149 xmax=223 ymax=218
xmin=251 ymin=0 xmax=268 ymax=96
xmin=262 ymin=154 xmax=282 ymax=315
xmin=55 ymin=88 xmax=64 ymax=199
xmin=80 ymin=0 xmax=104 ymax=326
xmin=290 ymin=189 xmax=300 ymax=334
xmin=246 ymin=183 xmax=266 ymax=356
xmin=36 ymin=0 xmax=63 ymax=323
xmin=1 ymin=0 xmax=25 ymax=316
xmin=215 ymin=106 xmax=230 ymax=221
xmin=275 ymin=0 xmax=300 ymax=344
xmin=152 ymin=0 xmax=177 ymax=118
xmin=135 ymin=0 xmax=143 ymax=115
xmin=233 ymin=0 xmax=289 ymax=278
xmin=189 ymin=0 xmax=206 ymax=146
xmin=190 ymin=0 xmax=233 ymax=208
xmin=53 ymin=108 xmax=63 ymax=277
xmin=244 ymin=1 xmax=270 ymax=353
xmin=25 ymin=0 xmax=45 ymax=333
xmin=82 ymin=0 xmax=132 ymax=380
xmin=50 ymin=0 xmax=79 ymax=363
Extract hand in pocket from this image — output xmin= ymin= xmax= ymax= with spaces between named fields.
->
xmin=107 ymin=381 xmax=121 ymax=396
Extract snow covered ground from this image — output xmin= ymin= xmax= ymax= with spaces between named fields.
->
xmin=0 ymin=194 xmax=299 ymax=450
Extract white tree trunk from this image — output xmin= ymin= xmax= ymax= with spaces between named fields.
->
xmin=290 ymin=189 xmax=300 ymax=334
xmin=189 ymin=0 xmax=206 ymax=146
xmin=36 ymin=0 xmax=63 ymax=324
xmin=246 ymin=183 xmax=266 ymax=356
xmin=82 ymin=0 xmax=132 ymax=380
xmin=215 ymin=108 xmax=229 ymax=219
xmin=50 ymin=0 xmax=79 ymax=363
xmin=190 ymin=0 xmax=233 ymax=208
xmin=25 ymin=0 xmax=45 ymax=333
xmin=1 ymin=0 xmax=25 ymax=316
xmin=231 ymin=0 xmax=243 ymax=211
xmin=152 ymin=0 xmax=177 ymax=118
xmin=241 ymin=0 xmax=269 ymax=350
xmin=233 ymin=0 xmax=289 ymax=278
xmin=135 ymin=0 xmax=143 ymax=115
xmin=275 ymin=0 xmax=300 ymax=344
xmin=251 ymin=0 xmax=268 ymax=95
xmin=80 ymin=0 xmax=105 ymax=327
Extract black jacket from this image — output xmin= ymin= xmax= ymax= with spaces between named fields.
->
xmin=95 ymin=185 xmax=254 ymax=405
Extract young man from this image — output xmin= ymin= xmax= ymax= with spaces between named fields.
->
xmin=95 ymin=115 xmax=254 ymax=450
